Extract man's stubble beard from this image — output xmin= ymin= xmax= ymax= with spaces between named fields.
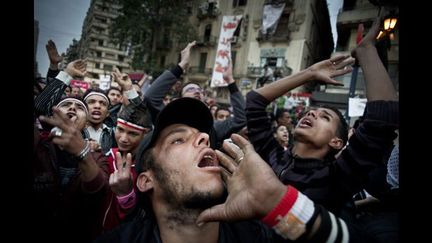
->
xmin=153 ymin=162 xmax=227 ymax=211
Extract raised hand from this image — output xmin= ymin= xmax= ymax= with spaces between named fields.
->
xmin=112 ymin=67 xmax=132 ymax=91
xmin=178 ymin=41 xmax=196 ymax=72
xmin=109 ymin=152 xmax=134 ymax=196
xmin=351 ymin=14 xmax=383 ymax=59
xmin=308 ymin=55 xmax=355 ymax=86
xmin=46 ymin=39 xmax=64 ymax=68
xmin=65 ymin=59 xmax=87 ymax=78
xmin=39 ymin=107 xmax=87 ymax=156
xmin=197 ymin=134 xmax=286 ymax=225
xmin=223 ymin=57 xmax=235 ymax=84
xmin=350 ymin=11 xmax=397 ymax=101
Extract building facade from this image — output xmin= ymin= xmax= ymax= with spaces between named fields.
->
xmin=158 ymin=0 xmax=334 ymax=103
xmin=77 ymin=0 xmax=135 ymax=88
xmin=311 ymin=0 xmax=399 ymax=121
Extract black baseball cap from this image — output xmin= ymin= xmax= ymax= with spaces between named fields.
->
xmin=135 ymin=97 xmax=214 ymax=173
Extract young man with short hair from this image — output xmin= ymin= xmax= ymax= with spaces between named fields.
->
xmin=101 ymin=102 xmax=152 ymax=232
xmin=94 ymin=97 xmax=355 ymax=243
xmin=34 ymin=59 xmax=109 ymax=243
xmin=245 ymin=17 xmax=398 ymax=216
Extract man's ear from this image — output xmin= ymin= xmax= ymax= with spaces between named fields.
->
xmin=329 ymin=137 xmax=344 ymax=151
xmin=136 ymin=171 xmax=154 ymax=193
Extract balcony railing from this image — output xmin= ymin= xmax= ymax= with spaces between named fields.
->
xmin=196 ymin=35 xmax=218 ymax=46
xmin=188 ymin=66 xmax=212 ymax=75
xmin=247 ymin=67 xmax=263 ymax=77
xmin=156 ymin=40 xmax=172 ymax=50
xmin=197 ymin=3 xmax=221 ymax=19
xmin=256 ymin=30 xmax=290 ymax=42
xmin=247 ymin=66 xmax=292 ymax=78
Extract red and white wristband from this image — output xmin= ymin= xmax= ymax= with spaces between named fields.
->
xmin=261 ymin=186 xmax=315 ymax=240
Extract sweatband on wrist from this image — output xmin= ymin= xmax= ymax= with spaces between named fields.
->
xmin=55 ymin=71 xmax=73 ymax=85
xmin=124 ymin=89 xmax=139 ymax=99
xmin=116 ymin=188 xmax=137 ymax=209
xmin=261 ymin=186 xmax=315 ymax=240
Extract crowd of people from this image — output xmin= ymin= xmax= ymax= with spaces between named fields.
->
xmin=32 ymin=13 xmax=399 ymax=243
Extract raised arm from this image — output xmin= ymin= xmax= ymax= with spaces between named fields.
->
xmin=213 ymin=59 xmax=246 ymax=146
xmin=39 ymin=107 xmax=109 ymax=192
xmin=45 ymin=39 xmax=64 ymax=79
xmin=197 ymin=134 xmax=352 ymax=242
xmin=224 ymin=59 xmax=246 ymax=127
xmin=35 ymin=59 xmax=87 ymax=117
xmin=351 ymin=16 xmax=398 ymax=101
xmin=143 ymin=41 xmax=196 ymax=121
xmin=332 ymin=15 xmax=400 ymax=199
xmin=256 ymin=55 xmax=354 ymax=102
xmin=112 ymin=67 xmax=138 ymax=106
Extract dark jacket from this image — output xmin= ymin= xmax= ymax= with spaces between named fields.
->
xmin=32 ymin=131 xmax=109 ymax=243
xmin=104 ymin=103 xmax=122 ymax=127
xmin=143 ymin=65 xmax=246 ymax=149
xmin=33 ymin=72 xmax=110 ymax=242
xmin=83 ymin=125 xmax=116 ymax=155
xmin=246 ymin=90 xmax=399 ymax=215
xmin=94 ymin=203 xmax=362 ymax=243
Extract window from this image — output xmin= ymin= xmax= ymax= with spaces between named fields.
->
xmin=95 ymin=16 xmax=107 ymax=23
xmin=118 ymin=55 xmax=124 ymax=62
xmin=233 ymin=0 xmax=247 ymax=7
xmin=160 ymin=56 xmax=166 ymax=67
xmin=262 ymin=57 xmax=277 ymax=68
xmin=104 ymin=64 xmax=113 ymax=71
xmin=273 ymin=11 xmax=290 ymax=38
xmin=199 ymin=53 xmax=207 ymax=73
xmin=95 ymin=63 xmax=100 ymax=69
xmin=93 ymin=26 xmax=104 ymax=33
xmin=231 ymin=51 xmax=237 ymax=69
xmin=204 ymin=24 xmax=212 ymax=42
xmin=105 ymin=53 xmax=115 ymax=59
xmin=343 ymin=0 xmax=356 ymax=11
xmin=96 ymin=51 xmax=102 ymax=57
xmin=98 ymin=40 xmax=104 ymax=46
xmin=89 ymin=72 xmax=99 ymax=79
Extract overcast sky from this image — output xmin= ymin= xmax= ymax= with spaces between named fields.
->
xmin=34 ymin=0 xmax=90 ymax=76
xmin=327 ymin=0 xmax=343 ymax=51
xmin=34 ymin=0 xmax=343 ymax=76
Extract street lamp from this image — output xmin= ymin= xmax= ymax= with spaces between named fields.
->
xmin=384 ymin=17 xmax=397 ymax=31
xmin=377 ymin=14 xmax=398 ymax=41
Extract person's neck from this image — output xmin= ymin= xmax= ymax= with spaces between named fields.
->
xmin=154 ymin=204 xmax=219 ymax=243
xmin=89 ymin=122 xmax=104 ymax=130
xmin=292 ymin=142 xmax=327 ymax=160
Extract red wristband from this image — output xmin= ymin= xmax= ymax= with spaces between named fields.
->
xmin=261 ymin=185 xmax=298 ymax=227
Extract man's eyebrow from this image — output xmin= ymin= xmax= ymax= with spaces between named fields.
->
xmin=321 ymin=109 xmax=334 ymax=118
xmin=164 ymin=127 xmax=189 ymax=139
